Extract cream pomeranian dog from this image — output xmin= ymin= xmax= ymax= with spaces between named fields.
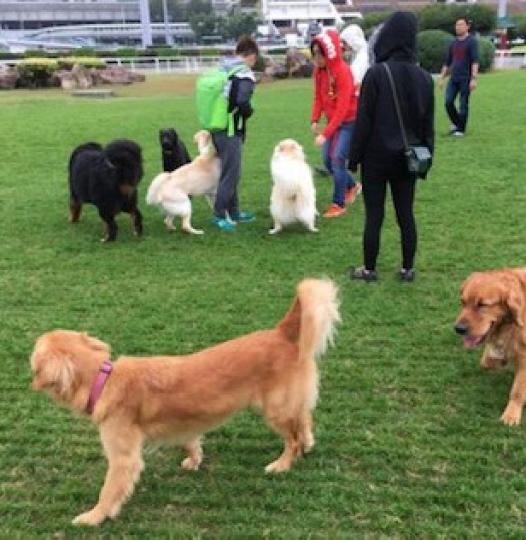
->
xmin=30 ymin=278 xmax=340 ymax=526
xmin=145 ymin=130 xmax=220 ymax=234
xmin=269 ymin=139 xmax=318 ymax=234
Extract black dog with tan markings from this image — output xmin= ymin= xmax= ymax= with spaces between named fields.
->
xmin=68 ymin=139 xmax=144 ymax=242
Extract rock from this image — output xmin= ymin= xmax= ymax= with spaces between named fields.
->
xmin=286 ymin=47 xmax=313 ymax=78
xmin=0 ymin=66 xmax=19 ymax=89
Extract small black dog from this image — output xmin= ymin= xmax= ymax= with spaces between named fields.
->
xmin=159 ymin=128 xmax=191 ymax=172
xmin=68 ymin=139 xmax=144 ymax=242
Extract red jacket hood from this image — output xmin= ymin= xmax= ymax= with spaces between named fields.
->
xmin=312 ymin=30 xmax=344 ymax=70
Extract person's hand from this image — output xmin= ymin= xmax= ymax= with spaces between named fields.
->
xmin=315 ymin=134 xmax=326 ymax=147
xmin=311 ymin=122 xmax=320 ymax=135
xmin=469 ymin=78 xmax=477 ymax=91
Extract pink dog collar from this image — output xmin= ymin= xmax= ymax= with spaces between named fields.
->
xmin=86 ymin=360 xmax=113 ymax=414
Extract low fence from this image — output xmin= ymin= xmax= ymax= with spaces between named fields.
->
xmin=494 ymin=49 xmax=526 ymax=69
xmin=1 ymin=52 xmax=524 ymax=75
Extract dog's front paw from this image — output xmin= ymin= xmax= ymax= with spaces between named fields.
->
xmin=72 ymin=508 xmax=106 ymax=526
xmin=181 ymin=457 xmax=200 ymax=471
xmin=265 ymin=459 xmax=291 ymax=474
xmin=500 ymin=403 xmax=522 ymax=426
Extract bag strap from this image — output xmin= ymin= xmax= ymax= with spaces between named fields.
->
xmin=382 ymin=63 xmax=409 ymax=153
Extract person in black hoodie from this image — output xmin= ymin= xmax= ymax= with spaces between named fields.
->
xmin=348 ymin=11 xmax=434 ymax=282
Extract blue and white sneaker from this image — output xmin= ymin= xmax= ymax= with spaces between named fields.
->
xmin=212 ymin=216 xmax=237 ymax=232
xmin=230 ymin=211 xmax=256 ymax=223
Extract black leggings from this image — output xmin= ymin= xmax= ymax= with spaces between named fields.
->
xmin=362 ymin=171 xmax=417 ymax=271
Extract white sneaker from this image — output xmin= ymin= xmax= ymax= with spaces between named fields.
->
xmin=452 ymin=131 xmax=464 ymax=137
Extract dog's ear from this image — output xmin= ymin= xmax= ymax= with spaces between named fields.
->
xmin=81 ymin=333 xmax=111 ymax=354
xmin=507 ymin=280 xmax=526 ymax=327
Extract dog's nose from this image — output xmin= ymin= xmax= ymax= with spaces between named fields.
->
xmin=454 ymin=323 xmax=469 ymax=335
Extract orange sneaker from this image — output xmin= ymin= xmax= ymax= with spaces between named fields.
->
xmin=345 ymin=182 xmax=362 ymax=205
xmin=323 ymin=204 xmax=347 ymax=218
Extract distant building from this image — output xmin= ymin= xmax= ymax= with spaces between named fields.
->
xmin=0 ymin=0 xmax=139 ymax=30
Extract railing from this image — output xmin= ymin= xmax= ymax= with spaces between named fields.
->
xmin=100 ymin=56 xmax=221 ymax=74
xmin=494 ymin=49 xmax=526 ymax=70
xmin=1 ymin=52 xmax=524 ymax=74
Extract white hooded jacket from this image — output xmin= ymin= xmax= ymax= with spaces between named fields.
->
xmin=340 ymin=24 xmax=369 ymax=85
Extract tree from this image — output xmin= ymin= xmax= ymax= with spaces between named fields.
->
xmin=224 ymin=13 xmax=259 ymax=40
xmin=190 ymin=13 xmax=224 ymax=41
xmin=512 ymin=14 xmax=526 ymax=39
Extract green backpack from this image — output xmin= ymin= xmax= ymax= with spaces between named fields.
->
xmin=196 ymin=64 xmax=245 ymax=136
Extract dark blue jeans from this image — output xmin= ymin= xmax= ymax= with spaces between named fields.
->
xmin=445 ymin=78 xmax=471 ymax=133
xmin=322 ymin=122 xmax=357 ymax=207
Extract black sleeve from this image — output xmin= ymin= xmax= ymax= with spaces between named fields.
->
xmin=229 ymin=77 xmax=255 ymax=118
xmin=424 ymin=75 xmax=435 ymax=156
xmin=470 ymin=37 xmax=479 ymax=65
xmin=348 ymin=69 xmax=377 ymax=170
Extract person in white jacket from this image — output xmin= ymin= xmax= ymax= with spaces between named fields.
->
xmin=340 ymin=24 xmax=369 ymax=95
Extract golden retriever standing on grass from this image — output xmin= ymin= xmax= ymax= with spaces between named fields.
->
xmin=30 ymin=278 xmax=340 ymax=526
xmin=455 ymin=267 xmax=526 ymax=426
xmin=145 ymin=130 xmax=220 ymax=235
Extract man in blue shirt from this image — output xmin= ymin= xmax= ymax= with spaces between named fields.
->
xmin=439 ymin=17 xmax=479 ymax=137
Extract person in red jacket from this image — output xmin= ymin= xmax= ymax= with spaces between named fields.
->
xmin=311 ymin=30 xmax=361 ymax=218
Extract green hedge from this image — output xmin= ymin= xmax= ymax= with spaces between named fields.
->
xmin=417 ymin=30 xmax=452 ymax=73
xmin=417 ymin=31 xmax=495 ymax=74
xmin=478 ymin=37 xmax=495 ymax=72
xmin=57 ymin=57 xmax=106 ymax=69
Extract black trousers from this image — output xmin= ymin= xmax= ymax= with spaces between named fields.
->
xmin=361 ymin=169 xmax=417 ymax=271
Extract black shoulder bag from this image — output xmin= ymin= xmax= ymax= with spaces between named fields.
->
xmin=383 ymin=63 xmax=432 ymax=179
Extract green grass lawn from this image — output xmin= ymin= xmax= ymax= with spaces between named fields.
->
xmin=1 ymin=70 xmax=526 ymax=537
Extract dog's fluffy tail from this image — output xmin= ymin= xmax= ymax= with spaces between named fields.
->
xmin=277 ymin=278 xmax=340 ymax=361
xmin=145 ymin=172 xmax=169 ymax=205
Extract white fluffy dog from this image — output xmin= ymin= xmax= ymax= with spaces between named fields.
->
xmin=146 ymin=130 xmax=220 ymax=235
xmin=269 ymin=139 xmax=318 ymax=235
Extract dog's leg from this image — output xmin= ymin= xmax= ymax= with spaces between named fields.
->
xmin=303 ymin=219 xmax=319 ymax=233
xmin=164 ymin=215 xmax=176 ymax=231
xmin=98 ymin=210 xmax=118 ymax=242
xmin=264 ymin=416 xmax=302 ymax=473
xmin=181 ymin=213 xmax=204 ymax=235
xmin=299 ymin=411 xmax=315 ymax=454
xmin=180 ymin=438 xmax=203 ymax=471
xmin=130 ymin=208 xmax=143 ymax=237
xmin=269 ymin=221 xmax=283 ymax=235
xmin=69 ymin=196 xmax=82 ymax=223
xmin=72 ymin=424 xmax=144 ymax=526
xmin=501 ymin=366 xmax=526 ymax=426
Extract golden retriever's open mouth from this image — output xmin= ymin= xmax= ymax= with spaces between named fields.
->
xmin=463 ymin=323 xmax=494 ymax=349
xmin=463 ymin=334 xmax=486 ymax=349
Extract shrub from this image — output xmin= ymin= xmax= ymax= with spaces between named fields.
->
xmin=417 ymin=31 xmax=495 ymax=74
xmin=57 ymin=57 xmax=106 ymax=69
xmin=113 ymin=48 xmax=137 ymax=57
xmin=512 ymin=13 xmax=526 ymax=39
xmin=477 ymin=37 xmax=495 ymax=72
xmin=361 ymin=11 xmax=393 ymax=33
xmin=418 ymin=4 xmax=496 ymax=35
xmin=417 ymin=30 xmax=452 ymax=73
xmin=17 ymin=58 xmax=58 ymax=87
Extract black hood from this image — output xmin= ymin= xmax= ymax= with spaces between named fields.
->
xmin=373 ymin=11 xmax=417 ymax=63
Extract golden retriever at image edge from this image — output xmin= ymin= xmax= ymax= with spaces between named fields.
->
xmin=454 ymin=267 xmax=526 ymax=426
xmin=30 ymin=278 xmax=340 ymax=526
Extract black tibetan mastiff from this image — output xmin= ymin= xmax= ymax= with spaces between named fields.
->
xmin=68 ymin=139 xmax=144 ymax=242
